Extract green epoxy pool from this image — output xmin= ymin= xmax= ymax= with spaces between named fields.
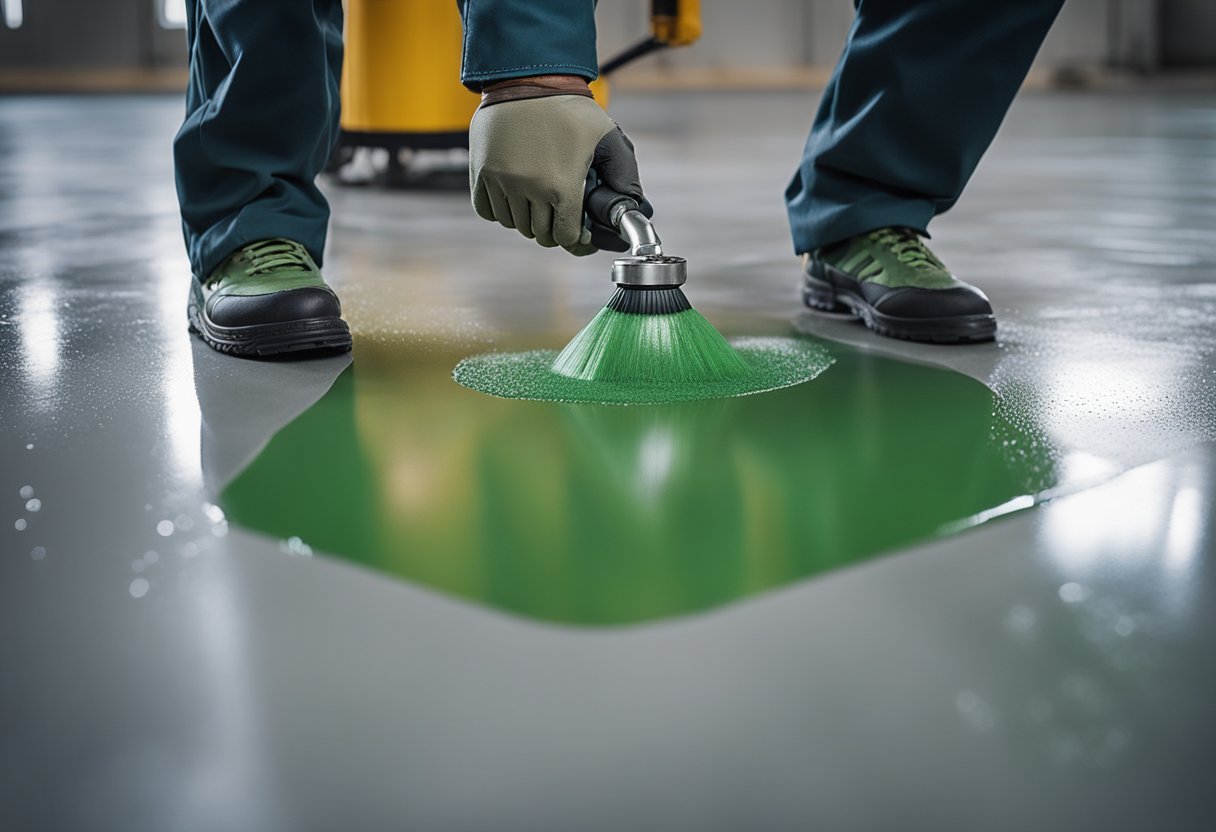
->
xmin=220 ymin=337 xmax=1057 ymax=626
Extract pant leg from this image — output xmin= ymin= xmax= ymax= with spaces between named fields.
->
xmin=785 ymin=0 xmax=1064 ymax=254
xmin=174 ymin=0 xmax=344 ymax=277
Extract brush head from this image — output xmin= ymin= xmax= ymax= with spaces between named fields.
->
xmin=551 ymin=298 xmax=751 ymax=384
xmin=604 ymin=285 xmax=692 ymax=315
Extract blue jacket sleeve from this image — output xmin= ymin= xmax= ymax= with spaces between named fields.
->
xmin=457 ymin=0 xmax=598 ymax=91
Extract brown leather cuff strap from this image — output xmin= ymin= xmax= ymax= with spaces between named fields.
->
xmin=480 ymin=75 xmax=595 ymax=109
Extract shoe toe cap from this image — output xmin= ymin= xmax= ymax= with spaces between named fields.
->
xmin=868 ymin=284 xmax=993 ymax=320
xmin=206 ymin=287 xmax=342 ymax=328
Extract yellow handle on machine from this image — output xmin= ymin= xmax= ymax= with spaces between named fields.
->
xmin=651 ymin=0 xmax=702 ymax=48
xmin=600 ymin=0 xmax=703 ymax=77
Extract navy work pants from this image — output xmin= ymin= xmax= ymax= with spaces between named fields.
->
xmin=786 ymin=0 xmax=1066 ymax=253
xmin=173 ymin=0 xmax=344 ymax=277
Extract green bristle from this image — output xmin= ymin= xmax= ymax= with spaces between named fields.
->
xmin=551 ymin=304 xmax=751 ymax=384
xmin=453 ymin=337 xmax=834 ymax=405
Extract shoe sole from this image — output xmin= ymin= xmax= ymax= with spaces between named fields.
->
xmin=802 ymin=261 xmax=996 ymax=345
xmin=188 ymin=281 xmax=353 ymax=358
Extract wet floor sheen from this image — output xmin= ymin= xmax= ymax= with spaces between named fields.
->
xmin=221 ymin=335 xmax=1056 ymax=625
xmin=4 ymin=92 xmax=1216 ymax=830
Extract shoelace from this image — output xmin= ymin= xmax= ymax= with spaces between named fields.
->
xmin=243 ymin=240 xmax=312 ymax=276
xmin=868 ymin=228 xmax=943 ymax=270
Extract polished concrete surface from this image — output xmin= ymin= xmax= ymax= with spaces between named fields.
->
xmin=2 ymin=91 xmax=1215 ymax=830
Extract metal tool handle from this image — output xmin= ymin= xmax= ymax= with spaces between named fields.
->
xmin=586 ymin=185 xmax=686 ymax=288
xmin=584 ymin=185 xmax=663 ymax=257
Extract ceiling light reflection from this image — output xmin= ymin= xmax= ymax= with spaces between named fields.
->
xmin=1164 ymin=486 xmax=1205 ymax=572
xmin=637 ymin=428 xmax=676 ymax=496
xmin=1039 ymin=459 xmax=1209 ymax=624
xmin=17 ymin=280 xmax=61 ymax=410
xmin=152 ymin=247 xmax=203 ymax=487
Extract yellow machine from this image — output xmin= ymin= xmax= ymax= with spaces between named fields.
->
xmin=332 ymin=0 xmax=702 ymax=176
xmin=339 ymin=0 xmax=476 ymax=150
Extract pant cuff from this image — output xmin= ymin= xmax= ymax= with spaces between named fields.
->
xmin=787 ymin=192 xmax=936 ymax=255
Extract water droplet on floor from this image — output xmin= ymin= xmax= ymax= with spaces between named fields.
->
xmin=30 ymin=546 xmax=46 ymax=560
xmin=955 ymin=689 xmax=998 ymax=732
xmin=156 ymin=520 xmax=174 ymax=537
xmin=25 ymin=498 xmax=41 ymax=512
xmin=131 ymin=559 xmax=145 ymax=573
xmin=14 ymin=518 xmax=27 ymax=531
xmin=129 ymin=578 xmax=150 ymax=599
xmin=1058 ymin=582 xmax=1088 ymax=603
xmin=143 ymin=550 xmax=159 ymax=564
xmin=1004 ymin=604 xmax=1038 ymax=634
xmin=282 ymin=536 xmax=313 ymax=556
xmin=19 ymin=485 xmax=33 ymax=499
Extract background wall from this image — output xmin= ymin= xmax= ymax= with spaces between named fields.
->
xmin=1160 ymin=0 xmax=1216 ymax=66
xmin=0 ymin=0 xmax=1213 ymax=79
xmin=0 ymin=0 xmax=184 ymax=69
xmin=597 ymin=0 xmax=1211 ymax=78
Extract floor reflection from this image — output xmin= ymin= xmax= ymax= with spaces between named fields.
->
xmin=216 ymin=337 xmax=1059 ymax=626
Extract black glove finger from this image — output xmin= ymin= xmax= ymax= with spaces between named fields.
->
xmin=591 ymin=126 xmax=645 ymax=203
xmin=585 ymin=128 xmax=654 ymax=251
xmin=582 ymin=166 xmax=629 ymax=252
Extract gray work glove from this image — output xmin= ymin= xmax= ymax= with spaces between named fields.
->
xmin=469 ymin=94 xmax=648 ymax=256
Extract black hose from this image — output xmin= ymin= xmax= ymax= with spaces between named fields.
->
xmin=600 ymin=36 xmax=668 ymax=76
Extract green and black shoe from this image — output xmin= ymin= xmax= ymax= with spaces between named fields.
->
xmin=802 ymin=228 xmax=996 ymax=344
xmin=188 ymin=239 xmax=352 ymax=357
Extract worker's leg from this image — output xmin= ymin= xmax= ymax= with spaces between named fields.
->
xmin=785 ymin=0 xmax=1065 ymax=254
xmin=173 ymin=0 xmax=344 ymax=278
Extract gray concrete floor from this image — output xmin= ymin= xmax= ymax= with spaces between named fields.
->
xmin=2 ymin=90 xmax=1216 ymax=830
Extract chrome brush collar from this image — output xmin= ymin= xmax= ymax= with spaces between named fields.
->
xmin=609 ymin=207 xmax=687 ymax=288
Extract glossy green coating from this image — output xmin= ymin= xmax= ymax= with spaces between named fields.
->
xmin=220 ymin=338 xmax=1057 ymax=626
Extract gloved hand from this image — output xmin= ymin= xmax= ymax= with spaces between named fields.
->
xmin=469 ymin=86 xmax=648 ymax=256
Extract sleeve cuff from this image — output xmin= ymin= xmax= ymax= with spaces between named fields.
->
xmin=459 ymin=0 xmax=598 ymax=92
